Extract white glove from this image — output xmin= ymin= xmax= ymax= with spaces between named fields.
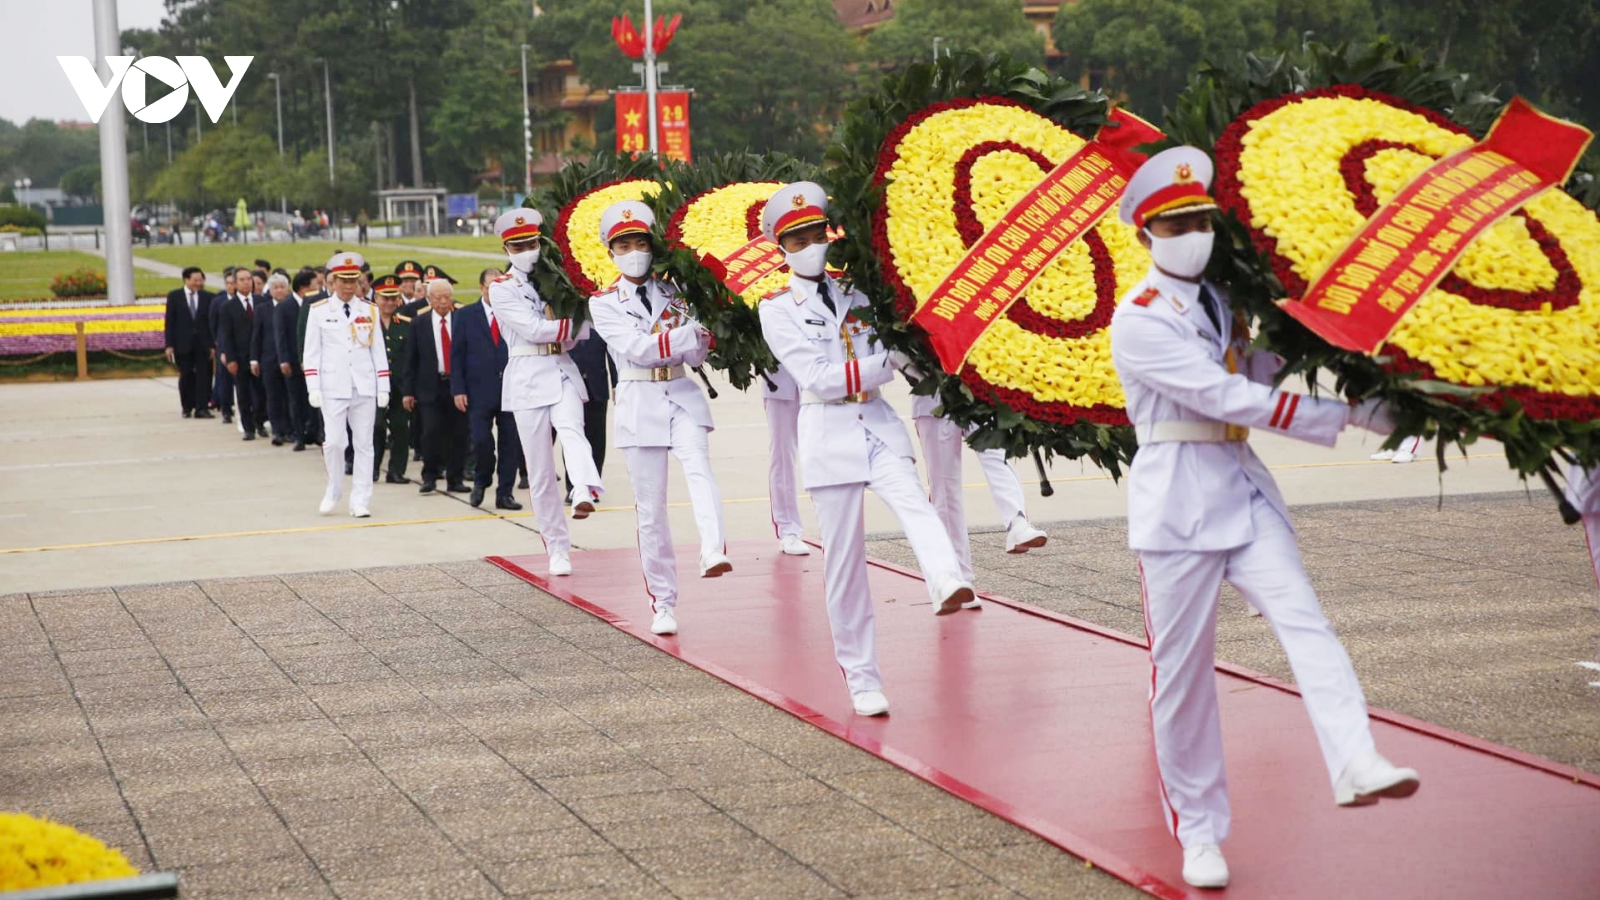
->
xmin=887 ymin=350 xmax=913 ymax=371
xmin=376 ymin=391 xmax=389 ymax=409
xmin=1349 ymin=398 xmax=1395 ymax=436
xmin=308 ymin=390 xmax=322 ymax=409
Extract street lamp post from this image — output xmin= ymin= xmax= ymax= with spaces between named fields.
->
xmin=932 ymin=37 xmax=945 ymax=63
xmin=13 ymin=178 xmax=30 ymax=207
xmin=520 ymin=43 xmax=533 ymax=198
xmin=316 ymin=58 xmax=335 ymax=185
xmin=268 ymin=72 xmax=286 ymax=214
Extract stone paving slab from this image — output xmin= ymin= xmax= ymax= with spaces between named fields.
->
xmin=2 ymin=491 xmax=1597 ymax=898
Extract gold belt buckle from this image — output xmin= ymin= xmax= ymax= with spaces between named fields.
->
xmin=650 ymin=367 xmax=673 ymax=382
xmin=843 ymin=391 xmax=868 ymax=404
xmin=541 ymin=343 xmax=562 ymax=355
xmin=1225 ymin=424 xmax=1250 ymax=442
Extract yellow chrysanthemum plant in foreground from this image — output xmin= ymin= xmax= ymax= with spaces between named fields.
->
xmin=650 ymin=153 xmax=819 ymax=391
xmin=0 ymin=812 xmax=138 ymax=891
xmin=826 ymin=52 xmax=1146 ymax=474
xmin=1169 ymin=40 xmax=1600 ymax=494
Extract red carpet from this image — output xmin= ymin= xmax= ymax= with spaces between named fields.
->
xmin=490 ymin=543 xmax=1600 ymax=899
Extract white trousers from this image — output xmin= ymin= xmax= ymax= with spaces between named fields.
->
xmin=1585 ymin=514 xmax=1600 ymax=603
xmin=321 ymin=395 xmax=376 ymax=511
xmin=915 ymin=416 xmax=1030 ymax=581
xmin=809 ymin=434 xmax=965 ymax=695
xmin=1136 ymin=491 xmax=1375 ymax=849
xmin=550 ymin=378 xmax=604 ymax=506
xmin=514 ymin=403 xmax=576 ymax=557
xmin=765 ymin=396 xmax=804 ymax=540
xmin=624 ymin=410 xmax=725 ymax=612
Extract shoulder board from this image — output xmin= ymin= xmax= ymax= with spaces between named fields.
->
xmin=590 ymin=287 xmax=619 ymax=300
xmin=310 ymin=299 xmax=329 ymax=308
xmin=492 ymin=272 xmax=514 ymax=283
xmin=761 ymin=287 xmax=791 ymax=302
xmin=395 ymin=314 xmax=412 ymax=323
xmin=1131 ymin=287 xmax=1161 ymax=307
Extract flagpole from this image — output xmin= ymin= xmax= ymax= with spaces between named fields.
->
xmin=643 ymin=0 xmax=658 ymax=155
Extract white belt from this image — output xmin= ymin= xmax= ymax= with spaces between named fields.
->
xmin=619 ymin=364 xmax=685 ymax=383
xmin=1136 ymin=421 xmax=1250 ymax=444
xmin=509 ymin=343 xmax=565 ymax=357
xmin=801 ymin=389 xmax=880 ymax=406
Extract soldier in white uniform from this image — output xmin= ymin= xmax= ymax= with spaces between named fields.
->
xmin=910 ymin=391 xmax=1049 ymax=590
xmin=1108 ymin=148 xmax=1421 ymax=890
xmin=1568 ymin=464 xmax=1600 ymax=598
xmin=488 ymin=210 xmax=606 ymax=577
xmin=762 ymin=364 xmax=811 ymax=557
xmin=304 ymin=251 xmax=390 ymax=518
xmin=587 ymin=201 xmax=733 ymax=637
xmin=758 ymin=182 xmax=976 ymax=718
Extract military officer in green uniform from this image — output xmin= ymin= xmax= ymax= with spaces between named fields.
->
xmin=371 ymin=274 xmax=414 ymax=483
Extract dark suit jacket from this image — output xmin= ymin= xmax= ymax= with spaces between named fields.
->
xmin=274 ymin=295 xmax=301 ymax=369
xmin=449 ymin=301 xmax=508 ymax=407
xmin=294 ymin=290 xmax=328 ymax=366
xmin=217 ymin=293 xmax=265 ymax=366
xmin=404 ymin=308 xmax=456 ymax=404
xmin=212 ymin=292 xmax=237 ymax=357
xmin=253 ymin=298 xmax=291 ymax=367
xmin=165 ymin=287 xmax=214 ymax=351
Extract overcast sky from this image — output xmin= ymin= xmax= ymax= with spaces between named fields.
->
xmin=1 ymin=0 xmax=171 ymax=124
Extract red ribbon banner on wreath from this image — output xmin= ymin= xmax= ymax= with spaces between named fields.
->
xmin=912 ymin=108 xmax=1163 ymax=373
xmin=1284 ymin=97 xmax=1594 ymax=353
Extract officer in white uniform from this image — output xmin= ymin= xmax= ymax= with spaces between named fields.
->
xmin=304 ymin=251 xmax=390 ymax=518
xmin=587 ymin=201 xmax=732 ymax=637
xmin=910 ymin=391 xmax=1049 ymax=589
xmin=1567 ymin=464 xmax=1600 ymax=598
xmin=489 ymin=209 xmax=606 ymax=577
xmin=763 ymin=364 xmax=811 ymax=556
xmin=758 ymin=182 xmax=976 ymax=718
xmin=1108 ymin=148 xmax=1420 ymax=889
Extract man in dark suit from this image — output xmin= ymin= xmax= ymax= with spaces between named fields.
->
xmin=253 ymin=272 xmax=294 ymax=443
xmin=451 ymin=274 xmax=523 ymax=510
xmin=212 ymin=267 xmax=238 ymax=422
xmin=402 ymin=279 xmax=469 ymax=494
xmin=294 ymin=268 xmax=330 ymax=446
xmin=217 ymin=266 xmax=267 ymax=440
xmin=371 ymin=275 xmax=413 ymax=483
xmin=163 ymin=266 xmax=214 ymax=418
xmin=276 ymin=269 xmax=313 ymax=450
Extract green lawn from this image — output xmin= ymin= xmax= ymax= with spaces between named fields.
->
xmin=0 ymin=251 xmax=173 ymax=300
xmin=367 ymin=234 xmax=505 ymax=255
xmin=134 ymin=239 xmax=501 ymax=282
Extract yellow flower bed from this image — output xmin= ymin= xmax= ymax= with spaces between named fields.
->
xmin=0 ymin=813 xmax=138 ymax=891
xmin=1232 ymin=92 xmax=1600 ymax=402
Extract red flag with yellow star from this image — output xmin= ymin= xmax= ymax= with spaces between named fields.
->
xmin=616 ymin=92 xmax=649 ymax=155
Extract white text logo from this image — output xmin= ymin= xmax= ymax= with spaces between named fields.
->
xmin=57 ymin=56 xmax=253 ymax=124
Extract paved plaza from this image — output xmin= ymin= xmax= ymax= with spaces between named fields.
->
xmin=2 ymin=375 xmax=1597 ymax=898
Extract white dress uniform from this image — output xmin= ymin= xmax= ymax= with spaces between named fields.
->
xmin=757 ymin=182 xmax=974 ymax=714
xmin=761 ymin=364 xmax=808 ymax=550
xmin=1566 ymin=464 xmax=1600 ymax=597
xmin=304 ymin=252 xmax=390 ymax=516
xmin=1108 ymin=148 xmax=1416 ymax=887
xmin=586 ymin=201 xmax=729 ymax=628
xmin=489 ymin=209 xmax=605 ymax=567
xmin=909 ymin=391 xmax=1045 ymax=582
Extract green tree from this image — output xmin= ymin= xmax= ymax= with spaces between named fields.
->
xmin=0 ymin=118 xmax=102 ymax=187
xmin=868 ymin=0 xmax=1046 ymax=68
xmin=1053 ymin=0 xmax=1376 ymax=118
xmin=60 ymin=164 xmax=101 ymax=200
xmin=431 ymin=0 xmax=539 ymax=190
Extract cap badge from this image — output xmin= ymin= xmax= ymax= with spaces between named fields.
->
xmin=343 ymin=256 xmax=354 ymax=266
xmin=514 ymin=215 xmax=525 ymax=226
xmin=1174 ymin=163 xmax=1194 ymax=184
xmin=790 ymin=194 xmax=807 ymax=209
xmin=621 ymin=209 xmax=635 ymax=221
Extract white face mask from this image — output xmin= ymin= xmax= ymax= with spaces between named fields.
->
xmin=785 ymin=243 xmax=828 ymax=278
xmin=613 ymin=249 xmax=652 ymax=280
xmin=508 ymin=248 xmax=540 ymax=271
xmin=1145 ymin=229 xmax=1214 ymax=280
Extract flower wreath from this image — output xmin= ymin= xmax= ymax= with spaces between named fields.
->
xmin=1169 ymin=40 xmax=1600 ymax=480
xmin=827 ymin=51 xmax=1138 ymax=474
xmin=531 ymin=152 xmax=665 ymax=322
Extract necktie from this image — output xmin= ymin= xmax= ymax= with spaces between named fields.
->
xmin=188 ymin=291 xmax=197 ymax=318
xmin=440 ymin=316 xmax=451 ymax=375
xmin=489 ymin=312 xmax=500 ymax=346
xmin=1198 ymin=285 xmax=1222 ymax=336
xmin=637 ymin=284 xmax=652 ymax=319
xmin=341 ymin=302 xmax=351 ymax=319
xmin=817 ymin=280 xmax=837 ymax=316
xmin=244 ymin=297 xmax=253 ymax=320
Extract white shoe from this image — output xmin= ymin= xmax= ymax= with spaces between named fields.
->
xmin=700 ymin=551 xmax=732 ymax=578
xmin=1391 ymin=449 xmax=1417 ymax=464
xmin=1335 ymin=752 xmax=1419 ymax=806
xmin=1182 ymin=843 xmax=1229 ymax=889
xmin=349 ymin=506 xmax=370 ymax=518
xmin=548 ymin=552 xmax=572 ymax=577
xmin=932 ymin=574 xmax=976 ymax=616
xmin=851 ymin=690 xmax=889 ymax=716
xmin=779 ymin=535 xmax=811 ymax=556
xmin=1369 ymin=449 xmax=1396 ymax=461
xmin=1005 ymin=518 xmax=1048 ymax=554
xmin=650 ymin=608 xmax=677 ymax=635
xmin=318 ymin=492 xmax=339 ymax=515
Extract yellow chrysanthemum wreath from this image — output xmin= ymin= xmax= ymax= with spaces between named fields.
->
xmin=0 ymin=812 xmax=138 ymax=891
xmin=554 ymin=179 xmax=659 ymax=296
